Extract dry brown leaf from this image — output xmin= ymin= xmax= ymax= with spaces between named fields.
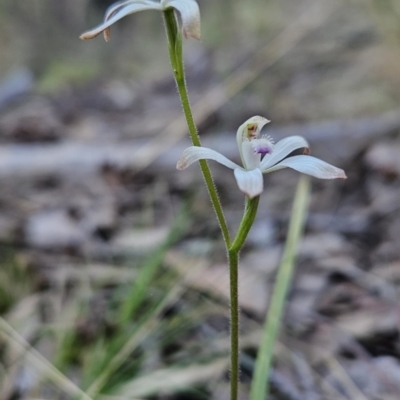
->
xmin=365 ymin=142 xmax=400 ymax=177
xmin=336 ymin=302 xmax=400 ymax=338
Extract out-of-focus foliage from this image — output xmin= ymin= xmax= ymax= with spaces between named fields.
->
xmin=370 ymin=0 xmax=400 ymax=41
xmin=0 ymin=0 xmax=294 ymax=87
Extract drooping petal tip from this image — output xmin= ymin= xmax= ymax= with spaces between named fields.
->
xmin=182 ymin=23 xmax=201 ymax=40
xmin=182 ymin=7 xmax=201 ymax=40
xmin=103 ymin=27 xmax=112 ymax=41
xmin=164 ymin=0 xmax=201 ymax=40
xmin=79 ymin=31 xmax=100 ymax=40
xmin=79 ymin=28 xmax=111 ymax=41
xmin=335 ymin=169 xmax=347 ymax=179
xmin=176 ymin=156 xmax=189 ymax=170
xmin=80 ymin=1 xmax=162 ymax=41
xmin=80 ymin=24 xmax=112 ymax=41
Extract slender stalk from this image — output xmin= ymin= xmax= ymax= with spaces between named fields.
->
xmin=228 ymin=249 xmax=239 ymax=400
xmin=230 ymin=197 xmax=260 ymax=252
xmin=250 ymin=176 xmax=311 ymax=400
xmin=163 ymin=10 xmax=261 ymax=400
xmin=0 ymin=318 xmax=94 ymax=400
xmin=163 ymin=9 xmax=231 ymax=247
xmin=228 ymin=196 xmax=260 ymax=400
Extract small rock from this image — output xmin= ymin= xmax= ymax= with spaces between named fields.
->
xmin=25 ymin=210 xmax=86 ymax=249
xmin=336 ymin=301 xmax=399 ymax=338
xmin=112 ymin=226 xmax=170 ymax=254
xmin=299 ymin=232 xmax=350 ymax=259
xmin=0 ymin=97 xmax=63 ymax=143
xmin=365 ymin=142 xmax=400 ymax=177
xmin=246 ymin=217 xmax=276 ymax=247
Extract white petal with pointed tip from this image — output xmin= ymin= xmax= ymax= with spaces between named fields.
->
xmin=163 ymin=0 xmax=201 ymax=39
xmin=234 ymin=168 xmax=264 ymax=198
xmin=261 ymin=136 xmax=309 ymax=170
xmin=80 ymin=1 xmax=161 ymax=40
xmin=177 ymin=146 xmax=240 ymax=170
xmin=265 ymin=155 xmax=347 ymax=179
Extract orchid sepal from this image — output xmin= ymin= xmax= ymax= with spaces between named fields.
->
xmin=162 ymin=0 xmax=201 ymax=40
xmin=177 ymin=146 xmax=240 ymax=171
xmin=264 ymin=155 xmax=347 ymax=179
xmin=233 ymin=168 xmax=264 ymax=199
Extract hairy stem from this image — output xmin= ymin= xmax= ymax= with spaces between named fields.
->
xmin=163 ymin=10 xmax=261 ymax=400
xmin=228 ymin=196 xmax=260 ymax=400
xmin=228 ymin=249 xmax=239 ymax=400
xmin=230 ymin=197 xmax=260 ymax=253
xmin=163 ymin=9 xmax=231 ymax=247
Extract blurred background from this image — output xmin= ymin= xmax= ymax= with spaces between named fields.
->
xmin=1 ymin=0 xmax=400 ymax=398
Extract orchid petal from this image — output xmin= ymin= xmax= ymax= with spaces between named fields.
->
xmin=102 ymin=0 xmax=143 ymax=41
xmin=104 ymin=0 xmax=140 ymax=20
xmin=162 ymin=0 xmax=201 ymax=39
xmin=177 ymin=146 xmax=240 ymax=170
xmin=265 ymin=155 xmax=347 ymax=179
xmin=236 ymin=116 xmax=270 ymax=166
xmin=234 ymin=168 xmax=264 ymax=198
xmin=80 ymin=0 xmax=161 ymax=40
xmin=260 ymin=136 xmax=309 ymax=170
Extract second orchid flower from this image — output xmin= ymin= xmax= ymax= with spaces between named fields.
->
xmin=80 ymin=0 xmax=200 ymax=42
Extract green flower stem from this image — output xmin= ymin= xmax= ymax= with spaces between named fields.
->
xmin=250 ymin=176 xmax=311 ymax=400
xmin=164 ymin=10 xmax=261 ymax=400
xmin=228 ymin=196 xmax=260 ymax=400
xmin=230 ymin=197 xmax=260 ymax=253
xmin=227 ymin=249 xmax=240 ymax=400
xmin=163 ymin=9 xmax=231 ymax=247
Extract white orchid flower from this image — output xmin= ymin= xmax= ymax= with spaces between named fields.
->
xmin=177 ymin=116 xmax=346 ymax=199
xmin=80 ymin=0 xmax=200 ymax=42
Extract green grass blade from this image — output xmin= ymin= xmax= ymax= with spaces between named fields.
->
xmin=0 ymin=317 xmax=94 ymax=400
xmin=118 ymin=203 xmax=190 ymax=324
xmin=86 ymin=281 xmax=187 ymax=398
xmin=250 ymin=176 xmax=311 ymax=400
